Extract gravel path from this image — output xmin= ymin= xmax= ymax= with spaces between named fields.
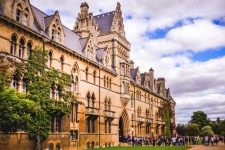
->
xmin=189 ymin=145 xmax=225 ymax=150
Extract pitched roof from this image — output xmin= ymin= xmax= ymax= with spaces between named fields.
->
xmin=62 ymin=25 xmax=84 ymax=56
xmin=140 ymin=74 xmax=145 ymax=85
xmin=94 ymin=11 xmax=115 ymax=34
xmin=130 ymin=68 xmax=137 ymax=82
xmin=31 ymin=5 xmax=48 ymax=30
xmin=96 ymin=48 xmax=105 ymax=60
xmin=44 ymin=15 xmax=54 ymax=29
xmin=0 ymin=5 xmax=4 ymax=14
xmin=79 ymin=37 xmax=88 ymax=49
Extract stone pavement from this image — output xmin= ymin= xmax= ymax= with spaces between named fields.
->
xmin=189 ymin=145 xmax=225 ymax=150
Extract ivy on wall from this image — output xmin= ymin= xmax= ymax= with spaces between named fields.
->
xmin=0 ymin=46 xmax=81 ymax=149
xmin=163 ymin=102 xmax=172 ymax=138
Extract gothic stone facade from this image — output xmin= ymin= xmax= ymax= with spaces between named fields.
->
xmin=0 ymin=0 xmax=176 ymax=150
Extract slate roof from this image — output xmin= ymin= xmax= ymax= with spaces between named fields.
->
xmin=96 ymin=48 xmax=105 ymax=60
xmin=31 ymin=5 xmax=48 ymax=30
xmin=94 ymin=11 xmax=115 ymax=34
xmin=44 ymin=15 xmax=54 ymax=29
xmin=140 ymin=74 xmax=145 ymax=85
xmin=0 ymin=5 xmax=4 ymax=14
xmin=130 ymin=68 xmax=137 ymax=82
xmin=79 ymin=38 xmax=88 ymax=49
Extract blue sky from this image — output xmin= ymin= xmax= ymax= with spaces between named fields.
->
xmin=30 ymin=0 xmax=225 ymax=124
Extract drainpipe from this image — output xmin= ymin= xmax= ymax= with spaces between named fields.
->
xmin=98 ymin=65 xmax=101 ymax=147
xmin=134 ymin=85 xmax=136 ymax=136
xmin=112 ymin=38 xmax=115 ymax=70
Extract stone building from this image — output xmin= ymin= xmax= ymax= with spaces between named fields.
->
xmin=0 ymin=0 xmax=176 ymax=150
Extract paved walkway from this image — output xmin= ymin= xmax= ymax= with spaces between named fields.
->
xmin=189 ymin=145 xmax=225 ymax=150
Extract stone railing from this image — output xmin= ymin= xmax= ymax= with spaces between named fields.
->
xmin=137 ymin=116 xmax=145 ymax=122
xmin=146 ymin=118 xmax=153 ymax=123
xmin=103 ymin=110 xmax=116 ymax=118
xmin=85 ymin=107 xmax=100 ymax=116
xmin=156 ymin=120 xmax=166 ymax=125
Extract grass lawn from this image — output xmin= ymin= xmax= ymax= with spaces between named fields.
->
xmin=94 ymin=146 xmax=192 ymax=150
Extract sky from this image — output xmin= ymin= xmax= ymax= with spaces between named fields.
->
xmin=29 ymin=0 xmax=225 ymax=124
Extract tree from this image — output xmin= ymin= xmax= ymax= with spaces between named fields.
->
xmin=0 ymin=46 xmax=81 ymax=150
xmin=186 ymin=123 xmax=200 ymax=136
xmin=210 ymin=118 xmax=221 ymax=135
xmin=176 ymin=123 xmax=186 ymax=136
xmin=202 ymin=125 xmax=214 ymax=136
xmin=189 ymin=111 xmax=210 ymax=130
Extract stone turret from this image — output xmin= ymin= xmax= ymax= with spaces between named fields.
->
xmin=130 ymin=60 xmax=134 ymax=69
xmin=80 ymin=2 xmax=89 ymax=18
xmin=73 ymin=2 xmax=99 ymax=38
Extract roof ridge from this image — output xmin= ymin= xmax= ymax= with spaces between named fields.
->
xmin=94 ymin=11 xmax=115 ymax=17
xmin=31 ymin=5 xmax=48 ymax=16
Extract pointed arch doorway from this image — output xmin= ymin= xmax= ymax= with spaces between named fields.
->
xmin=118 ymin=109 xmax=129 ymax=142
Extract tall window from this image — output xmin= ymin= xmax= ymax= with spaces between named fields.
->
xmin=10 ymin=35 xmax=17 ymax=55
xmin=121 ymin=65 xmax=125 ymax=76
xmin=93 ymin=71 xmax=96 ymax=84
xmin=105 ymin=119 xmax=111 ymax=133
xmin=121 ymin=82 xmax=125 ymax=93
xmin=19 ymin=39 xmax=25 ymax=58
xmin=16 ymin=5 xmax=22 ymax=22
xmin=131 ymin=93 xmax=134 ymax=108
xmin=23 ymin=8 xmax=29 ymax=26
xmin=85 ymin=67 xmax=88 ymax=81
xmin=52 ymin=29 xmax=55 ymax=40
xmin=71 ymin=76 xmax=78 ymax=92
xmin=48 ymin=51 xmax=52 ymax=68
xmin=59 ymin=56 xmax=64 ymax=72
xmin=70 ymin=104 xmax=78 ymax=123
xmin=86 ymin=117 xmax=95 ymax=133
xmin=21 ymin=80 xmax=26 ymax=93
xmin=27 ymin=42 xmax=32 ymax=59
xmin=10 ymin=76 xmax=18 ymax=90
xmin=55 ymin=116 xmax=61 ymax=133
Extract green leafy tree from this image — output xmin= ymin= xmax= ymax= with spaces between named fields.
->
xmin=202 ymin=125 xmax=214 ymax=136
xmin=210 ymin=118 xmax=221 ymax=135
xmin=176 ymin=123 xmax=186 ymax=136
xmin=189 ymin=111 xmax=210 ymax=130
xmin=186 ymin=123 xmax=201 ymax=136
xmin=0 ymin=46 xmax=81 ymax=150
xmin=219 ymin=120 xmax=225 ymax=136
xmin=0 ymin=86 xmax=36 ymax=133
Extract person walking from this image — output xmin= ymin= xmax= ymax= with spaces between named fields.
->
xmin=205 ymin=136 xmax=209 ymax=146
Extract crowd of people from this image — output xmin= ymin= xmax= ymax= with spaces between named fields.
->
xmin=122 ymin=135 xmax=225 ymax=147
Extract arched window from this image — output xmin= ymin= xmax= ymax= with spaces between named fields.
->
xmin=103 ymin=76 xmax=106 ymax=87
xmin=23 ymin=8 xmax=29 ymax=26
xmin=106 ymin=77 xmax=108 ymax=88
xmin=59 ymin=56 xmax=64 ymax=72
xmin=21 ymin=79 xmax=27 ymax=93
xmin=109 ymin=78 xmax=111 ymax=89
xmin=48 ymin=51 xmax=52 ymax=68
xmin=71 ymin=76 xmax=78 ymax=92
xmin=104 ymin=97 xmax=107 ymax=110
xmin=121 ymin=82 xmax=125 ymax=93
xmin=121 ymin=65 xmax=125 ymax=76
xmin=27 ymin=42 xmax=32 ymax=59
xmin=131 ymin=93 xmax=134 ymax=108
xmin=19 ymin=39 xmax=25 ymax=58
xmin=16 ymin=4 xmax=22 ymax=22
xmin=93 ymin=71 xmax=96 ymax=84
xmin=10 ymin=35 xmax=17 ymax=55
xmin=85 ymin=67 xmax=88 ymax=81
xmin=10 ymin=76 xmax=18 ymax=90
xmin=108 ymin=98 xmax=111 ymax=111
xmin=51 ymin=25 xmax=56 ymax=40
xmin=56 ymin=27 xmax=61 ymax=42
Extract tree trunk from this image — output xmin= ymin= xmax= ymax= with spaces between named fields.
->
xmin=36 ymin=134 xmax=40 ymax=150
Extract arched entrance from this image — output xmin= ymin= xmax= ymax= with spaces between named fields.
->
xmin=118 ymin=109 xmax=129 ymax=142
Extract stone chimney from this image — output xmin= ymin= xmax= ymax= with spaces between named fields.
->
xmin=157 ymin=78 xmax=166 ymax=97
xmin=130 ymin=60 xmax=134 ymax=69
xmin=80 ymin=2 xmax=89 ymax=18
xmin=149 ymin=68 xmax=154 ymax=90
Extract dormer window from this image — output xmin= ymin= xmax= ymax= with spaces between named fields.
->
xmin=52 ymin=29 xmax=55 ymax=40
xmin=16 ymin=4 xmax=22 ymax=22
xmin=87 ymin=50 xmax=93 ymax=60
xmin=23 ymin=8 xmax=29 ymax=26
